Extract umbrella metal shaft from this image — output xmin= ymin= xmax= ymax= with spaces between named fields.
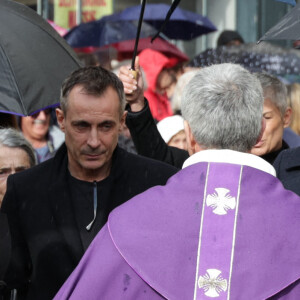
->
xmin=131 ymin=0 xmax=147 ymax=70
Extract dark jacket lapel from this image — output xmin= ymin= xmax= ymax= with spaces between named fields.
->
xmin=48 ymin=144 xmax=84 ymax=263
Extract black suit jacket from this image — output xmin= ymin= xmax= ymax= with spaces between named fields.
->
xmin=0 ymin=144 xmax=178 ymax=300
xmin=126 ymin=100 xmax=189 ymax=169
xmin=274 ymin=147 xmax=300 ymax=196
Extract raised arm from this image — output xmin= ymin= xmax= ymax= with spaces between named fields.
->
xmin=119 ymin=58 xmax=189 ymax=169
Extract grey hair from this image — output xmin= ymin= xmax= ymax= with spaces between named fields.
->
xmin=255 ymin=72 xmax=287 ymax=116
xmin=60 ymin=66 xmax=126 ymax=117
xmin=181 ymin=63 xmax=263 ymax=152
xmin=0 ymin=128 xmax=36 ymax=167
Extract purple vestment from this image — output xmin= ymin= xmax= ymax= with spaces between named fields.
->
xmin=55 ymin=161 xmax=300 ymax=299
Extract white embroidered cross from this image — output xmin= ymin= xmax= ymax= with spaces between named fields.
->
xmin=206 ymin=188 xmax=236 ymax=215
xmin=198 ymin=269 xmax=228 ymax=298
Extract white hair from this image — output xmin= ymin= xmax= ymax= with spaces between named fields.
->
xmin=181 ymin=63 xmax=264 ymax=152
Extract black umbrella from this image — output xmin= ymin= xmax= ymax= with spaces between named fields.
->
xmin=258 ymin=3 xmax=300 ymax=42
xmin=0 ymin=0 xmax=82 ymax=116
xmin=189 ymin=42 xmax=300 ymax=78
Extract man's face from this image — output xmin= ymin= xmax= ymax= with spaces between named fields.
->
xmin=0 ymin=146 xmax=31 ymax=207
xmin=56 ymin=85 xmax=126 ymax=182
xmin=251 ymin=98 xmax=289 ymax=157
xmin=21 ymin=109 xmax=51 ymax=143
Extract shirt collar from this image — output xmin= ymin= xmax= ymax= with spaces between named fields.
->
xmin=182 ymin=149 xmax=276 ymax=177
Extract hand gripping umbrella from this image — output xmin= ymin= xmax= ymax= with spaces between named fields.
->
xmin=0 ymin=0 xmax=82 ymax=116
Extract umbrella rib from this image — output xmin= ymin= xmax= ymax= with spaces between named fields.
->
xmin=151 ymin=0 xmax=182 ymax=42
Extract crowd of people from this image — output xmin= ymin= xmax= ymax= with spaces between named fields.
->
xmin=1 ymin=30 xmax=300 ymax=299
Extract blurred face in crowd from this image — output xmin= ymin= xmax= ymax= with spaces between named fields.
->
xmin=56 ymin=85 xmax=126 ymax=182
xmin=21 ymin=109 xmax=51 ymax=145
xmin=156 ymin=69 xmax=176 ymax=96
xmin=226 ymin=39 xmax=243 ymax=46
xmin=251 ymin=98 xmax=291 ymax=157
xmin=0 ymin=146 xmax=31 ymax=206
xmin=168 ymin=130 xmax=187 ymax=151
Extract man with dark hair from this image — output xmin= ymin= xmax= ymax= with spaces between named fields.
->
xmin=0 ymin=66 xmax=177 ymax=300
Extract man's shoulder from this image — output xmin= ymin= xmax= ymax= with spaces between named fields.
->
xmin=275 ymin=147 xmax=300 ymax=170
xmin=117 ymin=147 xmax=179 ymax=173
xmin=273 ymin=147 xmax=300 ymax=196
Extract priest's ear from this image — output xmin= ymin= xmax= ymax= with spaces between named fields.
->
xmin=56 ymin=108 xmax=65 ymax=132
xmin=184 ymin=120 xmax=201 ymax=155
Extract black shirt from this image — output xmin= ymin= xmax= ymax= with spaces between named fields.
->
xmin=67 ymin=171 xmax=112 ymax=250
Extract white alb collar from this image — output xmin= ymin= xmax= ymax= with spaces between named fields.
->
xmin=182 ymin=149 xmax=276 ymax=177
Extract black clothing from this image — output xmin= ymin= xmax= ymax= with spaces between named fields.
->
xmin=68 ymin=173 xmax=112 ymax=250
xmin=274 ymin=147 xmax=300 ymax=196
xmin=126 ymin=100 xmax=189 ymax=169
xmin=261 ymin=141 xmax=289 ymax=165
xmin=0 ymin=144 xmax=177 ymax=300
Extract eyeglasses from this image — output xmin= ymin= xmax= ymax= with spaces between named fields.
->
xmin=31 ymin=108 xmax=52 ymax=119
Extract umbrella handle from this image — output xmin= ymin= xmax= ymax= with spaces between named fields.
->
xmin=130 ymin=69 xmax=138 ymax=79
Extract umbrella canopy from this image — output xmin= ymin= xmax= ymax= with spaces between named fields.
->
xmin=106 ymin=4 xmax=217 ymax=40
xmin=259 ymin=3 xmax=300 ymax=41
xmin=64 ymin=15 xmax=157 ymax=48
xmin=0 ymin=0 xmax=82 ymax=116
xmin=111 ymin=37 xmax=189 ymax=63
xmin=189 ymin=42 xmax=300 ymax=77
xmin=275 ymin=0 xmax=296 ymax=5
xmin=74 ymin=37 xmax=189 ymax=63
xmin=47 ymin=20 xmax=68 ymax=36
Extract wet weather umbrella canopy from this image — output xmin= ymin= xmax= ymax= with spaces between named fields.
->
xmin=189 ymin=42 xmax=300 ymax=77
xmin=0 ymin=0 xmax=82 ymax=116
xmin=64 ymin=15 xmax=157 ymax=48
xmin=110 ymin=37 xmax=189 ymax=63
xmin=107 ymin=4 xmax=217 ymax=40
xmin=275 ymin=0 xmax=296 ymax=5
xmin=259 ymin=3 xmax=300 ymax=41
